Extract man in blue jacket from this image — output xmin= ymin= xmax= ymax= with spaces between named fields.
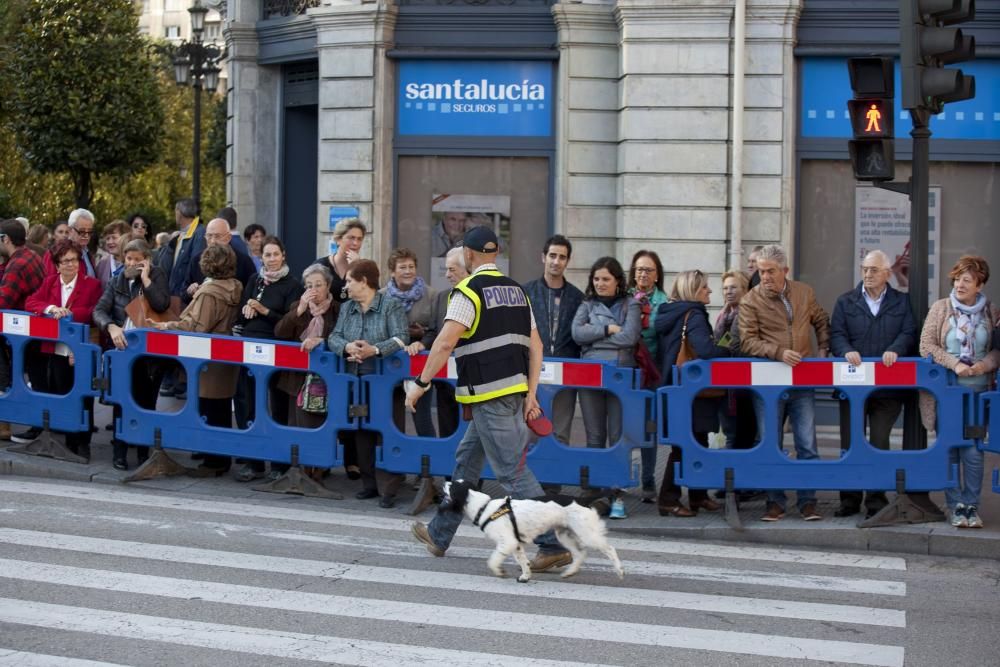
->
xmin=830 ymin=249 xmax=917 ymax=518
xmin=522 ymin=235 xmax=584 ymax=444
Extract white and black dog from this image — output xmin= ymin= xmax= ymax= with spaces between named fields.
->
xmin=444 ymin=480 xmax=625 ymax=583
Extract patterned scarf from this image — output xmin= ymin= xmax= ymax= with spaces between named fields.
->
xmin=301 ymin=296 xmax=333 ymax=342
xmin=386 ymin=276 xmax=427 ymax=313
xmin=950 ymin=289 xmax=987 ymax=365
xmin=714 ymin=303 xmax=738 ymax=340
xmin=260 ymin=263 xmax=290 ymax=285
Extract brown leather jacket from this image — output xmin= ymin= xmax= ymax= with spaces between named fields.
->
xmin=738 ymin=279 xmax=830 ymax=360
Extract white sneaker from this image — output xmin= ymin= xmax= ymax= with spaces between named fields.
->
xmin=950 ymin=504 xmax=968 ymax=528
xmin=965 ymin=505 xmax=983 ymax=529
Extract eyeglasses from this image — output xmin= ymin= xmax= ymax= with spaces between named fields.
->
xmin=58 ymin=257 xmax=80 ymax=266
xmin=634 ymin=267 xmax=656 ymax=274
xmin=74 ymin=229 xmax=93 ymax=237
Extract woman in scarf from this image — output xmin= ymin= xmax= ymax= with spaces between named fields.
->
xmin=383 ymin=247 xmax=437 ymax=438
xmin=232 ymin=235 xmax=304 ymax=482
xmin=715 ymin=269 xmax=757 ymax=453
xmin=313 ymin=217 xmax=366 ymax=303
xmin=920 ymin=255 xmax=1000 ymax=529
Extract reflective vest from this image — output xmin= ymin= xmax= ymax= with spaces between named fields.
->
xmin=451 ymin=270 xmax=531 ymax=403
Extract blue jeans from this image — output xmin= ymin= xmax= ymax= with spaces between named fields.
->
xmin=752 ymin=389 xmax=818 ymax=511
xmin=427 ymin=393 xmax=562 ymax=554
xmin=945 ymin=445 xmax=984 ymax=509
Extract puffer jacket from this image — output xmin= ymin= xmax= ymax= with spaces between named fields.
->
xmin=92 ymin=265 xmax=170 ymax=333
xmin=571 ymin=297 xmax=641 ymax=367
xmin=738 ymin=279 xmax=830 ymax=360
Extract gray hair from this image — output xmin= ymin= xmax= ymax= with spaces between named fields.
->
xmin=332 ymin=217 xmax=367 ymax=241
xmin=68 ymin=209 xmax=95 ymax=228
xmin=445 ymin=245 xmax=465 ymax=263
xmin=123 ymin=238 xmax=152 ymax=258
xmin=175 ymin=198 xmax=198 ymax=219
xmin=863 ymin=250 xmax=891 ymax=270
xmin=15 ymin=217 xmax=28 ymax=232
xmin=301 ymin=262 xmax=334 ymax=288
xmin=756 ymin=244 xmax=787 ymax=268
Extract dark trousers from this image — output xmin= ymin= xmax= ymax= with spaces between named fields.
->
xmin=41 ymin=354 xmax=93 ymax=453
xmin=112 ymin=357 xmax=166 ymax=463
xmin=658 ymin=431 xmax=710 ymax=507
xmin=235 ymin=369 xmax=290 ymax=472
xmin=435 ymin=383 xmax=460 ymax=437
xmin=838 ymin=393 xmax=903 ymax=511
xmin=199 ymin=396 xmax=233 ymax=470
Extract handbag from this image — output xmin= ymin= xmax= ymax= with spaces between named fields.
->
xmin=676 ymin=311 xmax=726 ymax=398
xmin=124 ymin=293 xmax=181 ymax=328
xmin=634 ymin=339 xmax=661 ymax=389
xmin=296 ymin=373 xmax=328 ymax=414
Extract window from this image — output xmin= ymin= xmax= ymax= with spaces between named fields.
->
xmin=165 ymin=25 xmax=180 ymax=39
xmin=205 ymin=23 xmax=221 ymax=42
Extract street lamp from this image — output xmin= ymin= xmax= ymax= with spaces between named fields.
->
xmin=172 ymin=0 xmax=223 ymax=214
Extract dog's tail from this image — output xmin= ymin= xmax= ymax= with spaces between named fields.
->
xmin=564 ymin=502 xmax=625 ymax=578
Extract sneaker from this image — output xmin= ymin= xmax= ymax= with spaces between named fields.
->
xmin=964 ymin=505 xmax=983 ymax=529
xmin=641 ymin=484 xmax=656 ymax=504
xmin=233 ymin=464 xmax=265 ymax=483
xmin=800 ymin=503 xmax=822 ymax=521
xmin=609 ymin=498 xmax=627 ymax=520
xmin=528 ymin=551 xmax=572 ymax=572
xmin=760 ymin=503 xmax=785 ymax=522
xmin=950 ymin=504 xmax=968 ymax=528
xmin=10 ymin=427 xmax=42 ymax=444
xmin=411 ymin=522 xmax=444 ymax=557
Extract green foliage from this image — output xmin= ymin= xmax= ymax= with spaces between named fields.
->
xmin=7 ymin=0 xmax=165 ymax=207
xmin=206 ymin=93 xmax=228 ymax=174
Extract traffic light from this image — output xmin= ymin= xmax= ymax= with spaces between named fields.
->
xmin=900 ymin=0 xmax=976 ymax=113
xmin=847 ymin=57 xmax=895 ymax=181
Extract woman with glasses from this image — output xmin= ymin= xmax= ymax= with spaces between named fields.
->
xmin=127 ymin=213 xmax=152 ymax=244
xmin=23 ymin=240 xmax=103 ymax=460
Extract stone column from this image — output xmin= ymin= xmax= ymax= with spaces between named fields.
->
xmin=309 ymin=0 xmax=397 ymax=265
xmin=552 ymin=0 xmax=620 ymax=286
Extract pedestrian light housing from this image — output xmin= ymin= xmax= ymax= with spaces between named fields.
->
xmin=847 ymin=57 xmax=895 ymax=182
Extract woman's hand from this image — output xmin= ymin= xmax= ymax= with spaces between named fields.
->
xmin=67 ymin=351 xmax=75 ymax=367
xmin=49 ymin=307 xmax=71 ymax=320
xmin=296 ymin=290 xmax=314 ymax=316
xmin=149 ymin=321 xmax=173 ymax=331
xmin=404 ymin=341 xmax=425 ymax=356
xmin=301 ymin=336 xmax=323 ymax=353
xmin=243 ymin=298 xmax=268 ymax=320
xmin=969 ymin=360 xmax=987 ymax=376
xmin=344 ymin=249 xmax=360 ymax=264
xmin=107 ymin=324 xmax=127 ymax=350
xmin=954 ymin=361 xmax=972 ymax=377
xmin=607 ymin=324 xmax=622 ymax=335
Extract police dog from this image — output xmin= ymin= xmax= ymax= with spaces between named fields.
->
xmin=444 ymin=480 xmax=625 ymax=583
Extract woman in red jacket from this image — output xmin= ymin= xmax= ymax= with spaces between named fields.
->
xmin=24 ymin=239 xmax=103 ymax=461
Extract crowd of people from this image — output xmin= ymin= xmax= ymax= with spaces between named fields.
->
xmin=0 ymin=203 xmax=997 ymax=531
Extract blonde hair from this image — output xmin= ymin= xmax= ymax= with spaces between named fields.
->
xmin=721 ymin=269 xmax=749 ymax=293
xmin=670 ymin=269 xmax=709 ymax=302
xmin=332 ymin=217 xmax=367 ymax=241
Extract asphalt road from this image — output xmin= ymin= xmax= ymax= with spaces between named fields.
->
xmin=0 ymin=476 xmax=997 ymax=667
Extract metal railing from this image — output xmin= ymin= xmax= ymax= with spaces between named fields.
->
xmin=262 ymin=0 xmax=321 ymax=20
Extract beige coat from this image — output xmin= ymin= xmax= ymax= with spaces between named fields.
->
xmin=738 ymin=279 xmax=830 ymax=359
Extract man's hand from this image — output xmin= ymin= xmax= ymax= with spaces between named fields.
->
xmin=845 ymin=351 xmax=862 ymax=367
xmin=781 ymin=349 xmax=802 ymax=367
xmin=523 ymin=391 xmax=540 ymax=421
xmin=607 ymin=324 xmax=622 ymax=335
xmin=404 ymin=341 xmax=425 ymax=356
xmin=405 ymin=381 xmax=429 ymax=413
xmin=882 ymin=351 xmax=898 ymax=367
xmin=107 ymin=324 xmax=127 ymax=350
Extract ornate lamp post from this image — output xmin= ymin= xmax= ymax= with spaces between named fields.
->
xmin=172 ymin=1 xmax=222 ymax=214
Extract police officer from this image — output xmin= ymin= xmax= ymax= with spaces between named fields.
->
xmin=407 ymin=226 xmax=570 ymax=572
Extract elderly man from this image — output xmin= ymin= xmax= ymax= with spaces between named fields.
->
xmin=156 ymin=198 xmax=206 ymax=297
xmin=739 ymin=244 xmax=831 ymax=522
xmin=44 ymin=209 xmax=97 ymax=278
xmin=183 ymin=218 xmax=256 ymax=302
xmin=422 ymin=246 xmax=469 ymax=437
xmin=830 ymin=250 xmax=917 ymax=518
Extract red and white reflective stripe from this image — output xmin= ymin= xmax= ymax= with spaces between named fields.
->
xmin=410 ymin=355 xmax=604 ymax=387
xmin=0 ymin=312 xmax=59 ymax=339
xmin=710 ymin=360 xmax=917 ymax=387
xmin=145 ymin=332 xmax=309 ymax=370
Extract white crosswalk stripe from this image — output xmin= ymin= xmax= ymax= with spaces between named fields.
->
xmin=0 ymin=479 xmax=909 ymax=666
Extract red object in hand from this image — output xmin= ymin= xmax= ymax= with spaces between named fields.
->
xmin=527 ymin=411 xmax=553 ymax=437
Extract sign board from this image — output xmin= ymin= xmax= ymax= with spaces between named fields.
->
xmin=429 ymin=193 xmax=511 ymax=291
xmin=854 ymin=185 xmax=941 ymax=301
xmin=328 ymin=206 xmax=360 ymax=230
xmin=398 ymin=60 xmax=553 ymax=137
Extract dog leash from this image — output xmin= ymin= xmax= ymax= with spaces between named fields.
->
xmin=473 ymin=496 xmax=524 ymax=543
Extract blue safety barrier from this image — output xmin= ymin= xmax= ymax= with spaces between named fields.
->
xmin=368 ymin=352 xmax=654 ymax=489
xmin=658 ymin=357 xmax=975 ymax=492
xmin=0 ymin=311 xmax=100 ymax=432
xmin=979 ymin=386 xmax=1000 ymax=493
xmin=103 ymin=329 xmax=352 ymax=468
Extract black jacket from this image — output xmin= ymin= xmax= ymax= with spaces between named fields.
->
xmin=233 ymin=273 xmax=304 ymax=340
xmin=523 ymin=277 xmax=585 ymax=358
xmin=92 ymin=265 xmax=170 ymax=333
xmin=829 ymin=283 xmax=917 ymax=358
xmin=184 ymin=242 xmax=258 ymax=304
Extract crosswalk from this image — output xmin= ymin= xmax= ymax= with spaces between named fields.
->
xmin=0 ymin=478 xmax=911 ymax=666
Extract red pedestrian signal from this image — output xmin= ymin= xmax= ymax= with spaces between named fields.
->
xmin=847 ymin=58 xmax=895 ymax=182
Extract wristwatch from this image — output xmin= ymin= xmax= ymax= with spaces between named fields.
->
xmin=413 ymin=376 xmax=430 ymax=389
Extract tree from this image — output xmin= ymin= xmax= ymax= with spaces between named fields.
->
xmin=7 ymin=0 xmax=165 ymax=208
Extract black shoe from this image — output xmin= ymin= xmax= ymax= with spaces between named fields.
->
xmin=834 ymin=505 xmax=861 ymax=518
xmin=355 ymin=489 xmax=379 ymax=500
xmin=10 ymin=427 xmax=42 ymax=444
xmin=104 ymin=424 xmax=114 ymax=431
xmin=865 ymin=506 xmax=886 ymax=519
xmin=378 ymin=495 xmax=396 ymax=509
xmin=159 ymin=384 xmax=175 ymax=397
xmin=112 ymin=458 xmax=128 ymax=471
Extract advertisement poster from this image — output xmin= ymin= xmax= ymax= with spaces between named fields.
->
xmin=430 ymin=193 xmax=511 ymax=291
xmin=854 ymin=185 xmax=941 ymax=301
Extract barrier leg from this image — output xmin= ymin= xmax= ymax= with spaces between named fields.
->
xmin=8 ymin=411 xmax=87 ymax=465
xmin=124 ymin=429 xmax=193 ymax=482
xmin=406 ymin=454 xmax=440 ymax=516
xmin=253 ymin=445 xmax=343 ymax=500
xmin=723 ymin=468 xmax=744 ymax=532
xmin=858 ymin=470 xmax=946 ymax=528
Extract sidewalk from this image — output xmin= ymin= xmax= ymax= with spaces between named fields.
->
xmin=2 ymin=401 xmax=998 ymax=561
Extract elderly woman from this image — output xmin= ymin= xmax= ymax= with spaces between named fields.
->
xmin=151 ymin=245 xmax=244 ymax=474
xmin=96 ymin=220 xmax=132 ymax=290
xmin=313 ymin=218 xmax=366 ymax=303
xmin=93 ymin=239 xmax=171 ymax=470
xmin=23 ymin=240 xmax=103 ymax=460
xmin=383 ymin=247 xmax=438 ymax=438
xmin=274 ymin=263 xmax=340 ymax=429
xmin=328 ymin=259 xmax=409 ymax=506
xmin=920 ymin=255 xmax=1000 ymax=529
xmin=232 ymin=235 xmax=304 ymax=481
xmin=654 ymin=269 xmax=731 ymax=517
xmin=716 ymin=269 xmax=757 ymax=452
xmin=628 ymin=249 xmax=669 ymax=500
xmin=572 ymin=257 xmax=642 ymax=448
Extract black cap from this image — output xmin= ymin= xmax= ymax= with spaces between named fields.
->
xmin=462 ymin=225 xmax=499 ymax=253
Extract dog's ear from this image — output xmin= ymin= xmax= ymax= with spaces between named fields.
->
xmin=448 ymin=479 xmax=471 ymax=511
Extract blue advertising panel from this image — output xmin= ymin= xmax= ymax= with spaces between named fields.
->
xmin=398 ymin=60 xmax=553 ymax=137
xmin=801 ymin=57 xmax=1000 ymax=141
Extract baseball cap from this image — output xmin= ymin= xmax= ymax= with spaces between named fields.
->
xmin=462 ymin=225 xmax=499 ymax=253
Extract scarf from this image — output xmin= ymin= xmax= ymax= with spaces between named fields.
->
xmin=714 ymin=303 xmax=738 ymax=340
xmin=260 ymin=263 xmax=290 ymax=285
xmin=631 ymin=289 xmax=652 ymax=329
xmin=301 ymin=296 xmax=333 ymax=342
xmin=386 ymin=276 xmax=427 ymax=313
xmin=950 ymin=290 xmax=987 ymax=364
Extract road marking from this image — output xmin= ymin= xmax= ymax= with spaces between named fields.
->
xmin=0 ymin=599 xmax=611 ymax=667
xmin=0 ymin=569 xmax=905 ymax=666
xmin=0 ymin=545 xmax=904 ymax=627
xmin=0 ymin=479 xmax=907 ymax=570
xmin=0 ymin=650 xmax=125 ymax=667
